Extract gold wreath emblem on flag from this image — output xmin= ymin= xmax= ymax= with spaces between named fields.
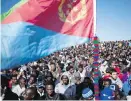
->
xmin=58 ymin=0 xmax=87 ymax=24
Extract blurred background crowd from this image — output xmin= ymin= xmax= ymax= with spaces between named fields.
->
xmin=1 ymin=40 xmax=131 ymax=100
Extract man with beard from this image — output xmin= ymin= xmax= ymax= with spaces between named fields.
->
xmin=55 ymin=73 xmax=76 ymax=100
xmin=1 ymin=75 xmax=18 ymax=100
xmin=22 ymin=87 xmax=40 ymax=100
xmin=40 ymin=82 xmax=65 ymax=100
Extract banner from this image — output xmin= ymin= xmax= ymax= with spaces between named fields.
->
xmin=1 ymin=0 xmax=95 ymax=70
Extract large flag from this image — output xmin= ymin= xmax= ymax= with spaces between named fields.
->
xmin=1 ymin=0 xmax=95 ymax=70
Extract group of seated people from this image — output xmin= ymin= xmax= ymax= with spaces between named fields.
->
xmin=1 ymin=40 xmax=131 ymax=100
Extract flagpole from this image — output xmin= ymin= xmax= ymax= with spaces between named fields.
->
xmin=93 ymin=0 xmax=100 ymax=100
xmin=93 ymin=36 xmax=100 ymax=100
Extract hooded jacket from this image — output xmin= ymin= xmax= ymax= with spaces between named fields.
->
xmin=55 ymin=72 xmax=76 ymax=100
xmin=123 ymin=75 xmax=131 ymax=96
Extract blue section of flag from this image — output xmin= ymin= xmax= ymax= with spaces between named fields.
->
xmin=1 ymin=21 xmax=89 ymax=70
xmin=1 ymin=0 xmax=20 ymax=14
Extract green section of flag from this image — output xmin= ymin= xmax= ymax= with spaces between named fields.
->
xmin=1 ymin=0 xmax=28 ymax=22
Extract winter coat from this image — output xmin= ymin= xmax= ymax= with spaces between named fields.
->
xmin=55 ymin=72 xmax=76 ymax=100
xmin=3 ymin=88 xmax=19 ymax=100
xmin=123 ymin=75 xmax=131 ymax=96
xmin=40 ymin=93 xmax=65 ymax=100
xmin=122 ymin=72 xmax=128 ymax=83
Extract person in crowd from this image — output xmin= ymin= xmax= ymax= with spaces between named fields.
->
xmin=12 ymin=77 xmax=26 ymax=97
xmin=37 ymin=83 xmax=45 ymax=97
xmin=40 ymin=82 xmax=65 ymax=100
xmin=33 ymin=87 xmax=41 ymax=100
xmin=111 ymin=61 xmax=123 ymax=81
xmin=73 ymin=72 xmax=83 ymax=99
xmin=17 ymin=70 xmax=27 ymax=80
xmin=57 ymin=62 xmax=64 ymax=75
xmin=90 ymin=68 xmax=102 ymax=83
xmin=100 ymin=85 xmax=114 ymax=100
xmin=1 ymin=75 xmax=18 ymax=100
xmin=80 ymin=77 xmax=94 ymax=94
xmin=122 ymin=67 xmax=128 ymax=83
xmin=55 ymin=73 xmax=76 ymax=100
xmin=123 ymin=75 xmax=131 ymax=96
xmin=49 ymin=62 xmax=58 ymax=79
xmin=80 ymin=88 xmax=94 ymax=100
xmin=43 ymin=65 xmax=49 ymax=72
xmin=102 ymin=68 xmax=111 ymax=79
xmin=8 ymin=74 xmax=17 ymax=89
xmin=12 ymin=69 xmax=18 ymax=76
xmin=27 ymin=75 xmax=37 ymax=88
xmin=102 ymin=79 xmax=112 ymax=89
xmin=123 ymin=67 xmax=131 ymax=82
xmin=110 ymin=84 xmax=126 ymax=100
xmin=74 ymin=72 xmax=81 ymax=85
xmin=41 ymin=65 xmax=49 ymax=77
xmin=110 ymin=69 xmax=123 ymax=89
xmin=1 ymin=40 xmax=131 ymax=100
xmin=22 ymin=87 xmax=40 ymax=100
xmin=77 ymin=64 xmax=87 ymax=82
xmin=99 ymin=60 xmax=108 ymax=75
xmin=64 ymin=65 xmax=75 ymax=83
xmin=44 ymin=71 xmax=56 ymax=86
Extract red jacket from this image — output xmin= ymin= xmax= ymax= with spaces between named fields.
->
xmin=114 ymin=67 xmax=123 ymax=81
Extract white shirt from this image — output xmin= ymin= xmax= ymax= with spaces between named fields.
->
xmin=55 ymin=83 xmax=70 ymax=94
xmin=12 ymin=85 xmax=25 ymax=96
xmin=99 ymin=61 xmax=108 ymax=74
xmin=78 ymin=68 xmax=87 ymax=82
xmin=78 ymin=69 xmax=86 ymax=78
xmin=37 ymin=90 xmax=44 ymax=97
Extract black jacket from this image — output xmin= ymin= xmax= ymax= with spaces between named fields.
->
xmin=3 ymin=88 xmax=19 ymax=100
xmin=40 ymin=93 xmax=65 ymax=100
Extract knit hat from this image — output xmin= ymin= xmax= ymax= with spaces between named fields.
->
xmin=82 ymin=88 xmax=93 ymax=99
xmin=100 ymin=87 xmax=114 ymax=100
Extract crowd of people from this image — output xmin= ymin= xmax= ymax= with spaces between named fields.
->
xmin=1 ymin=40 xmax=131 ymax=100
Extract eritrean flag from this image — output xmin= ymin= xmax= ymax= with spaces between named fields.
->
xmin=1 ymin=0 xmax=95 ymax=70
